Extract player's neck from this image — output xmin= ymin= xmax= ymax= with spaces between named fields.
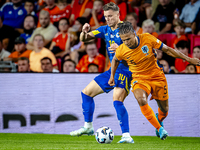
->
xmin=111 ymin=20 xmax=121 ymax=30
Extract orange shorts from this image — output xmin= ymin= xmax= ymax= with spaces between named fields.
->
xmin=131 ymin=76 xmax=169 ymax=101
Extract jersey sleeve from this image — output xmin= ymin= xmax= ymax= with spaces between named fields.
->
xmin=147 ymin=33 xmax=163 ymax=50
xmin=91 ymin=26 xmax=105 ymax=39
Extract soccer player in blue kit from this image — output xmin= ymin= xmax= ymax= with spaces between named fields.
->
xmin=70 ymin=2 xmax=134 ymax=143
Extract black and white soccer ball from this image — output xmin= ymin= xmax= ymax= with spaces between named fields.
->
xmin=95 ymin=126 xmax=114 ymax=144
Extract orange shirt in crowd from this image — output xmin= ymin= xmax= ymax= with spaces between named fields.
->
xmin=89 ymin=10 xmax=105 ymax=27
xmin=196 ymin=66 xmax=200 ymax=73
xmin=118 ymin=2 xmax=127 ymax=21
xmin=52 ymin=32 xmax=68 ymax=51
xmin=171 ymin=35 xmax=188 ymax=48
xmin=8 ymin=50 xmax=32 ymax=59
xmin=71 ymin=0 xmax=93 ymax=21
xmin=175 ymin=54 xmax=192 ymax=72
xmin=29 ymin=47 xmax=57 ymax=72
xmin=76 ymin=54 xmax=105 ymax=72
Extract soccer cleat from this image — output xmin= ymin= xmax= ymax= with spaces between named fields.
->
xmin=158 ymin=127 xmax=168 ymax=140
xmin=155 ymin=113 xmax=164 ymax=137
xmin=117 ymin=136 xmax=134 ymax=143
xmin=70 ymin=127 xmax=94 ymax=136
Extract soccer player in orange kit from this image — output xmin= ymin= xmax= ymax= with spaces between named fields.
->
xmin=108 ymin=22 xmax=200 ymax=140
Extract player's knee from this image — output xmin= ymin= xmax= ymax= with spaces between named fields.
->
xmin=162 ymin=106 xmax=169 ymax=113
xmin=136 ymin=97 xmax=147 ymax=106
xmin=82 ymin=88 xmax=92 ymax=97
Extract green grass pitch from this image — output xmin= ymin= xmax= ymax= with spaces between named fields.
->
xmin=0 ymin=133 xmax=200 ymax=150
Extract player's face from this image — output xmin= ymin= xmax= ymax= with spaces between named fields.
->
xmin=59 ymin=20 xmax=69 ymax=32
xmin=24 ymin=16 xmax=35 ymax=30
xmin=120 ymin=32 xmax=137 ymax=49
xmin=104 ymin=10 xmax=119 ymax=27
xmin=39 ymin=14 xmax=50 ymax=28
xmin=193 ymin=47 xmax=200 ymax=59
xmin=41 ymin=59 xmax=53 ymax=72
xmin=33 ymin=36 xmax=44 ymax=49
xmin=63 ymin=61 xmax=75 ymax=72
xmin=18 ymin=60 xmax=29 ymax=72
xmin=86 ymin=44 xmax=98 ymax=58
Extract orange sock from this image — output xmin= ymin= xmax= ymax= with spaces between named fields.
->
xmin=140 ymin=104 xmax=161 ymax=130
xmin=158 ymin=107 xmax=168 ymax=122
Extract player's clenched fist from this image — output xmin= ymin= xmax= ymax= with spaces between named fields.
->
xmin=108 ymin=76 xmax=115 ymax=86
xmin=82 ymin=23 xmax=91 ymax=33
xmin=188 ymin=58 xmax=200 ymax=66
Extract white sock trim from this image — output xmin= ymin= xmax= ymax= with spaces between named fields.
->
xmin=84 ymin=122 xmax=93 ymax=129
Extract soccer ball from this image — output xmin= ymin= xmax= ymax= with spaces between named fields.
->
xmin=95 ymin=126 xmax=114 ymax=144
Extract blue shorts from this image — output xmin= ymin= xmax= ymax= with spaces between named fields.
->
xmin=94 ymin=68 xmax=132 ymax=94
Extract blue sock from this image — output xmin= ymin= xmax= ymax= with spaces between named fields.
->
xmin=113 ymin=101 xmax=129 ymax=133
xmin=81 ymin=92 xmax=95 ymax=122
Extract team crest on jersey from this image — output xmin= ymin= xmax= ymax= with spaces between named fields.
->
xmin=8 ymin=11 xmax=12 ymax=14
xmin=116 ymin=33 xmax=120 ymax=38
xmin=110 ymin=34 xmax=114 ymax=38
xmin=141 ymin=45 xmax=149 ymax=54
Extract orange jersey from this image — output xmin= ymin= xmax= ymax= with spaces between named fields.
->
xmin=115 ymin=33 xmax=163 ymax=79
xmin=196 ymin=66 xmax=200 ymax=73
xmin=76 ymin=54 xmax=105 ymax=72
xmin=171 ymin=34 xmax=188 ymax=48
xmin=52 ymin=32 xmax=68 ymax=51
xmin=8 ymin=50 xmax=32 ymax=59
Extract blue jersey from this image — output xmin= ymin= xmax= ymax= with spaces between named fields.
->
xmin=0 ymin=2 xmax=27 ymax=28
xmin=92 ymin=25 xmax=129 ymax=70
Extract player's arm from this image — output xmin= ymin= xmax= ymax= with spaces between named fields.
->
xmin=161 ymin=44 xmax=200 ymax=66
xmin=108 ymin=55 xmax=120 ymax=86
xmin=80 ymin=23 xmax=96 ymax=42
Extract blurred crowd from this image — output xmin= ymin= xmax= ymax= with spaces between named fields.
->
xmin=0 ymin=0 xmax=200 ymax=73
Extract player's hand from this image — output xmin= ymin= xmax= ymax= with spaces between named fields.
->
xmin=82 ymin=23 xmax=90 ymax=34
xmin=189 ymin=58 xmax=200 ymax=66
xmin=108 ymin=43 xmax=119 ymax=53
xmin=108 ymin=76 xmax=115 ymax=86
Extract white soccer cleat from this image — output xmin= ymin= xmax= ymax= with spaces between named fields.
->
xmin=70 ymin=127 xmax=94 ymax=136
xmin=117 ymin=136 xmax=134 ymax=143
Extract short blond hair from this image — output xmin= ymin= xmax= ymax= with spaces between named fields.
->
xmin=142 ymin=19 xmax=155 ymax=28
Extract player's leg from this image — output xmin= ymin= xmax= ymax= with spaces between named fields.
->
xmin=70 ymin=80 xmax=104 ymax=136
xmin=155 ymin=99 xmax=169 ymax=137
xmin=113 ymin=71 xmax=134 ymax=143
xmin=133 ymin=87 xmax=162 ymax=132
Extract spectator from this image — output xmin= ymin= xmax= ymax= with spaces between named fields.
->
xmin=174 ymin=40 xmax=191 ymax=72
xmin=49 ymin=18 xmax=70 ymax=56
xmin=191 ymin=7 xmax=200 ymax=35
xmin=29 ymin=34 xmax=58 ymax=72
xmin=159 ymin=59 xmax=174 ymax=74
xmin=0 ymin=9 xmax=20 ymax=52
xmin=152 ymin=0 xmax=175 ymax=35
xmin=125 ymin=12 xmax=141 ymax=34
xmin=179 ymin=0 xmax=200 ymax=33
xmin=24 ymin=0 xmax=36 ymax=16
xmin=4 ymin=37 xmax=32 ymax=62
xmin=17 ymin=57 xmax=31 ymax=72
xmin=141 ymin=19 xmax=158 ymax=38
xmin=192 ymin=45 xmax=200 ymax=73
xmin=88 ymin=63 xmax=99 ymax=72
xmin=0 ymin=38 xmax=10 ymax=61
xmin=41 ymin=57 xmax=59 ymax=72
xmin=26 ymin=10 xmax=58 ymax=50
xmin=171 ymin=19 xmax=188 ymax=48
xmin=185 ymin=64 xmax=197 ymax=73
xmin=62 ymin=59 xmax=76 ymax=72
xmin=156 ymin=49 xmax=163 ymax=61
xmin=69 ymin=0 xmax=93 ymax=25
xmin=76 ymin=42 xmax=105 ymax=72
xmin=114 ymin=0 xmax=128 ymax=21
xmin=20 ymin=15 xmax=37 ymax=44
xmin=0 ymin=0 xmax=27 ymax=30
xmin=89 ymin=0 xmax=106 ymax=30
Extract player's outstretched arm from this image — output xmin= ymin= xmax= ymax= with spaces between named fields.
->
xmin=108 ymin=55 xmax=120 ymax=86
xmin=80 ymin=23 xmax=96 ymax=42
xmin=161 ymin=44 xmax=200 ymax=66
